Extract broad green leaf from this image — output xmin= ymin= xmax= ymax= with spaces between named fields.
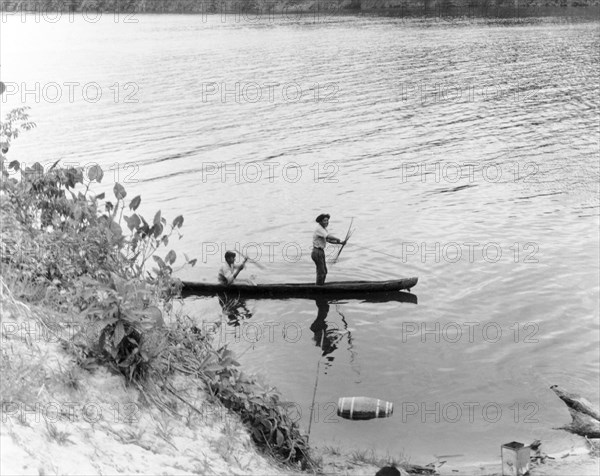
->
xmin=113 ymin=183 xmax=127 ymax=200
xmin=113 ymin=321 xmax=125 ymax=345
xmin=129 ymin=195 xmax=141 ymax=211
xmin=153 ymin=210 xmax=161 ymax=226
xmin=172 ymin=215 xmax=184 ymax=228
xmin=87 ymin=165 xmax=104 ymax=183
xmin=127 ymin=214 xmax=141 ymax=230
xmin=152 ymin=223 xmax=163 ymax=238
xmin=109 ymin=221 xmax=122 ymax=237
xmin=165 ymin=250 xmax=176 ymax=265
xmin=152 ymin=255 xmax=166 ymax=269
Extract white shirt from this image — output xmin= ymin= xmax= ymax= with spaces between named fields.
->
xmin=313 ymin=224 xmax=328 ymax=249
xmin=218 ymin=263 xmax=235 ymax=285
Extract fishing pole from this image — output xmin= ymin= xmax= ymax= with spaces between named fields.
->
xmin=237 ymin=248 xmax=266 ymax=270
xmin=332 ymin=218 xmax=355 ymax=263
xmin=307 ymin=357 xmax=321 ymax=445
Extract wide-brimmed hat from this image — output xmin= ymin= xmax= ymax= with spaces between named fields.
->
xmin=315 ymin=214 xmax=330 ymax=223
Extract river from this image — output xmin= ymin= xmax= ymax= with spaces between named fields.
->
xmin=2 ymin=11 xmax=599 ymax=466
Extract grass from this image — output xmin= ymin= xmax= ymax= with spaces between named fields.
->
xmin=0 ymin=346 xmax=47 ymax=410
xmin=153 ymin=413 xmax=177 ymax=450
xmin=349 ymin=448 xmax=408 ymax=468
xmin=322 ymin=444 xmax=343 ymax=456
xmin=110 ymin=426 xmax=153 ymax=451
xmin=586 ymin=437 xmax=600 ymax=457
xmin=45 ymin=421 xmax=73 ymax=445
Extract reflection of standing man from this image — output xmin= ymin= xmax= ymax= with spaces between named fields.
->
xmin=311 ymin=214 xmax=346 ymax=285
xmin=309 ymin=298 xmax=338 ymax=357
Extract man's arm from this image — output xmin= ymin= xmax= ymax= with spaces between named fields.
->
xmin=326 ymin=235 xmax=346 ymax=245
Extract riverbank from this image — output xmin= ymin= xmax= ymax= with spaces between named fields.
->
xmin=0 ymin=288 xmax=293 ymax=475
xmin=2 ymin=287 xmax=598 ymax=476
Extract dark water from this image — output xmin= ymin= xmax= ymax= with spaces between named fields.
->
xmin=3 ymin=13 xmax=599 ymax=465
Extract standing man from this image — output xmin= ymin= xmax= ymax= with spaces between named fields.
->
xmin=312 ymin=214 xmax=346 ymax=285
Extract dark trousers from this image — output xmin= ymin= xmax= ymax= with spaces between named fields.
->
xmin=311 ymin=248 xmax=327 ymax=285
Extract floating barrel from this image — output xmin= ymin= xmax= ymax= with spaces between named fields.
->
xmin=337 ymin=396 xmax=393 ymax=420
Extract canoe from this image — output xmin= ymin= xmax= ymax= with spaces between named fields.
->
xmin=181 ymin=277 xmax=418 ymax=299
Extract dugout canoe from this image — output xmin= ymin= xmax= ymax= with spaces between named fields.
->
xmin=181 ymin=277 xmax=418 ymax=299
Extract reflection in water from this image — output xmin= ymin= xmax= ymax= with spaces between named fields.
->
xmin=310 ymin=298 xmax=337 ymax=358
xmin=218 ymin=294 xmax=254 ymax=326
xmin=309 ymin=298 xmax=359 ymax=372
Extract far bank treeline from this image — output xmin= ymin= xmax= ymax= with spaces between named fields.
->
xmin=6 ymin=0 xmax=600 ymax=15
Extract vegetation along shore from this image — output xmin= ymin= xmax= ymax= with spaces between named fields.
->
xmin=4 ymin=0 xmax=600 ymax=16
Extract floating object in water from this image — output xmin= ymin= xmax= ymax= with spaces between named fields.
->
xmin=501 ymin=441 xmax=530 ymax=476
xmin=337 ymin=396 xmax=393 ymax=420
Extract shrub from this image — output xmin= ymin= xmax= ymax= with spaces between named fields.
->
xmin=0 ymin=107 xmax=314 ymax=469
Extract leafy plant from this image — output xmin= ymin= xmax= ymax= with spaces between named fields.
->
xmin=1 ymin=107 xmax=314 ymax=470
xmin=0 ymin=106 xmax=36 ymax=153
xmin=1 ymin=108 xmax=196 ymax=382
xmin=163 ymin=318 xmax=314 ymax=467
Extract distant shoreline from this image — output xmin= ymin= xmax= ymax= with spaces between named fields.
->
xmin=4 ymin=0 xmax=599 ymax=18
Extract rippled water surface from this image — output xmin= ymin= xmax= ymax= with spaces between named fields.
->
xmin=3 ymin=14 xmax=599 ymax=464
